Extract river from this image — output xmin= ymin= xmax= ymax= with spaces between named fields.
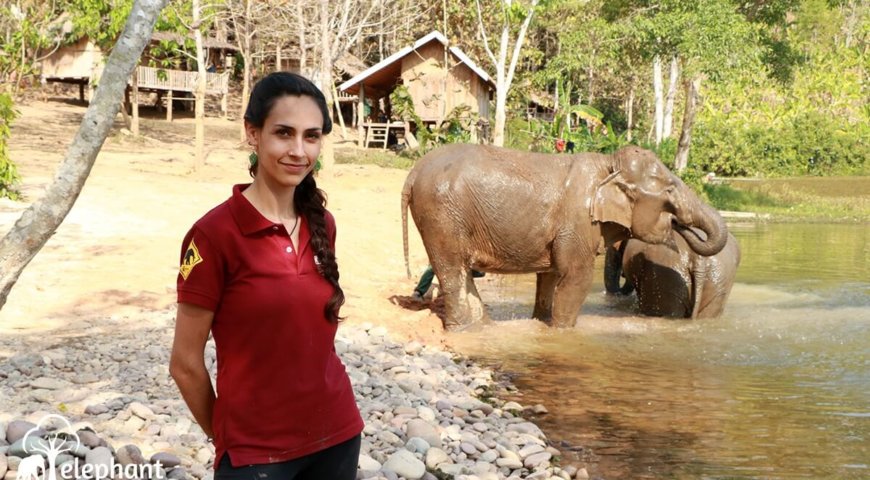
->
xmin=447 ymin=222 xmax=869 ymax=479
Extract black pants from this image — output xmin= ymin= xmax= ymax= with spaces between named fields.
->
xmin=215 ymin=435 xmax=361 ymax=480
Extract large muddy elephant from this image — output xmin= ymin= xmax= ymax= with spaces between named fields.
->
xmin=604 ymin=231 xmax=741 ymax=318
xmin=401 ymin=143 xmax=728 ymax=330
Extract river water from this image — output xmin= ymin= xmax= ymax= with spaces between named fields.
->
xmin=448 ymin=222 xmax=869 ymax=479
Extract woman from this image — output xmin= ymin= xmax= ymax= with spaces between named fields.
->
xmin=170 ymin=72 xmax=363 ymax=479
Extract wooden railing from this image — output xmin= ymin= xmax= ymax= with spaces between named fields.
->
xmin=134 ymin=66 xmax=229 ymax=94
xmin=336 ymin=91 xmax=358 ymax=102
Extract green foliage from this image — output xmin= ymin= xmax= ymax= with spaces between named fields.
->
xmin=705 ymin=177 xmax=870 ymax=222
xmin=0 ymin=93 xmax=21 ymax=200
xmin=65 ymin=0 xmax=134 ymax=49
xmin=0 ymin=1 xmax=65 ymax=83
xmin=428 ymin=105 xmax=475 ymax=146
xmin=640 ymin=138 xmax=678 ymax=168
xmin=691 ymin=30 xmax=868 ymax=177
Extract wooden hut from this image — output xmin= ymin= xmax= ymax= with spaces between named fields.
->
xmin=40 ymin=34 xmax=235 ymax=121
xmin=338 ymin=31 xmax=494 ymax=148
xmin=40 ymin=37 xmax=104 ymax=101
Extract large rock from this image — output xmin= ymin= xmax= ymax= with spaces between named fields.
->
xmin=523 ymin=451 xmax=552 ymax=469
xmin=405 ymin=419 xmax=441 ymax=448
xmin=76 ymin=430 xmax=102 ymax=448
xmin=8 ymin=437 xmax=48 ymax=458
xmin=29 ymin=377 xmax=68 ymax=390
xmin=151 ymin=452 xmax=182 ymax=469
xmin=381 ymin=450 xmax=425 ymax=480
xmin=5 ymin=422 xmax=39 ymax=444
xmin=405 ymin=437 xmax=430 ymax=455
xmin=424 ymin=448 xmax=451 ymax=470
xmin=357 ymin=453 xmax=381 ymax=472
xmin=117 ymin=444 xmax=147 ymax=466
xmin=85 ymin=447 xmax=114 ymax=473
xmin=8 ymin=353 xmax=44 ymax=374
xmin=506 ymin=421 xmax=545 ymax=437
xmin=128 ymin=402 xmax=155 ymax=420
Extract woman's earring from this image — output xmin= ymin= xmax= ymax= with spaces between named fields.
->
xmin=249 ymin=152 xmax=258 ymax=167
xmin=314 ymin=158 xmax=322 ymax=173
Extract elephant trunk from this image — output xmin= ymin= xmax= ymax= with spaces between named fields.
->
xmin=675 ymin=197 xmax=728 ymax=257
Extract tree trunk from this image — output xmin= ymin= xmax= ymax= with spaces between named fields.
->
xmin=653 ymin=55 xmax=664 ymax=145
xmin=492 ymin=79 xmax=508 ymax=147
xmin=297 ymin=1 xmax=307 ymax=76
xmin=319 ymin=0 xmax=335 ymax=174
xmin=131 ymin=67 xmax=139 ymax=136
xmin=0 ymin=0 xmax=167 ymax=311
xmin=239 ymin=0 xmax=252 ymax=143
xmin=674 ymin=77 xmax=702 ymax=173
xmin=193 ymin=0 xmax=206 ymax=170
xmin=482 ymin=0 xmax=539 ymax=147
xmin=626 ymin=85 xmax=634 ymax=142
xmin=663 ymin=55 xmax=679 ymax=139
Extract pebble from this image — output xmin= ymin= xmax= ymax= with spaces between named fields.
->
xmin=382 ymin=449 xmax=425 ymax=479
xmin=4 ymin=422 xmax=38 ymax=444
xmin=0 ymin=323 xmax=591 ymax=480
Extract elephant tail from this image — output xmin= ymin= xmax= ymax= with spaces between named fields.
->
xmin=401 ymin=170 xmax=416 ymax=279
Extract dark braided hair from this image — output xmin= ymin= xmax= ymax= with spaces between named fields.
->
xmin=244 ymin=72 xmax=344 ymax=323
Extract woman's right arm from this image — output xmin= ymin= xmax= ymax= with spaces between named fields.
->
xmin=169 ymin=302 xmax=217 ymax=439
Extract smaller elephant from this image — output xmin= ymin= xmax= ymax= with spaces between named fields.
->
xmin=16 ymin=454 xmax=44 ymax=480
xmin=604 ymin=230 xmax=740 ymax=318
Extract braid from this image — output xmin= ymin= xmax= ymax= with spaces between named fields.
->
xmin=295 ymin=173 xmax=344 ymax=323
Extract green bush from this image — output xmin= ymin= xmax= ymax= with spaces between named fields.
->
xmin=691 ymin=111 xmax=869 ymax=177
xmin=0 ymin=93 xmax=20 ymax=200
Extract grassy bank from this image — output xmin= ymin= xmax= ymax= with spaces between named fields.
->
xmin=705 ymin=177 xmax=869 ymax=223
xmin=335 ymin=146 xmax=868 ymax=224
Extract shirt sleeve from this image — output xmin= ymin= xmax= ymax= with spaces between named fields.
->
xmin=176 ymin=225 xmax=224 ymax=311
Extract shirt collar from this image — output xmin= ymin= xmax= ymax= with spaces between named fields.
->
xmin=229 ymin=183 xmax=282 ymax=235
xmin=228 ymin=184 xmax=312 ymax=256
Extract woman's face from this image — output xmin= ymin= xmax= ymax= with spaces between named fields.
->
xmin=246 ymin=95 xmax=324 ymax=188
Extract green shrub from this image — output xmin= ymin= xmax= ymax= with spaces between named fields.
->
xmin=0 ymin=92 xmax=20 ymax=200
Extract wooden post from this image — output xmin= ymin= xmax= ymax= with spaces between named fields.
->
xmin=132 ymin=67 xmax=139 ymax=136
xmin=220 ymin=72 xmax=228 ymax=118
xmin=332 ymin=83 xmax=347 ymax=137
xmin=357 ymin=83 xmax=365 ymax=147
xmin=119 ymin=98 xmax=131 ymax=129
xmin=166 ymin=89 xmax=173 ymax=122
xmin=79 ymin=83 xmax=85 ymax=102
xmin=351 ymin=101 xmax=356 ymax=128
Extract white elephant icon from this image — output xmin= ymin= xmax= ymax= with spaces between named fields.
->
xmin=16 ymin=454 xmax=44 ymax=480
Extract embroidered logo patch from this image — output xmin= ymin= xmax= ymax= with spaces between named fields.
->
xmin=179 ymin=239 xmax=203 ymax=280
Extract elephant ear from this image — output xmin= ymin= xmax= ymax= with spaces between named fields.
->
xmin=591 ymin=170 xmax=633 ymax=229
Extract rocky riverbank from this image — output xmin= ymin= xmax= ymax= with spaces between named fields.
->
xmin=0 ymin=311 xmax=589 ymax=480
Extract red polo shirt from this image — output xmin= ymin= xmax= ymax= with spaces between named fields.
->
xmin=177 ymin=184 xmax=363 ymax=467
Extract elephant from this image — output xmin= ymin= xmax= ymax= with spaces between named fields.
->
xmin=16 ymin=454 xmax=45 ymax=480
xmin=401 ymin=143 xmax=729 ymax=330
xmin=604 ymin=230 xmax=741 ymax=318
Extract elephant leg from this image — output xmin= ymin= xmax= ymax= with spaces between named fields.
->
xmin=435 ymin=263 xmax=488 ymax=329
xmin=533 ymin=272 xmax=558 ymax=321
xmin=550 ymin=260 xmax=595 ymax=328
xmin=465 ymin=270 xmax=489 ymax=325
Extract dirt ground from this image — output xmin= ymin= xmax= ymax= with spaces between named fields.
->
xmin=0 ymin=98 xmax=449 ymax=345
